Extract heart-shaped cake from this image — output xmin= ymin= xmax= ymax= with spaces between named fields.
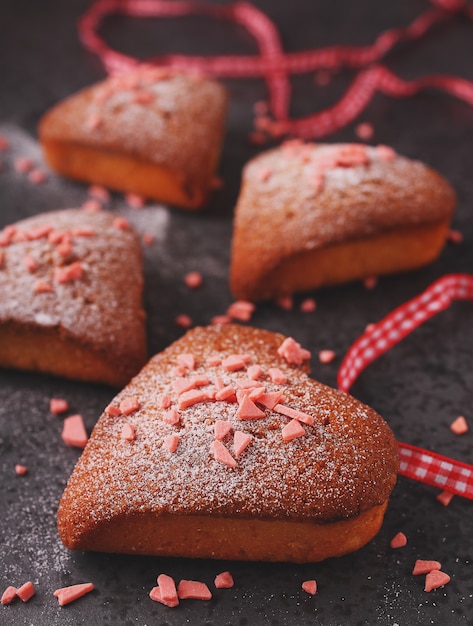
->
xmin=230 ymin=142 xmax=456 ymax=300
xmin=38 ymin=67 xmax=227 ymax=210
xmin=0 ymin=208 xmax=146 ymax=386
xmin=58 ymin=324 xmax=399 ymax=563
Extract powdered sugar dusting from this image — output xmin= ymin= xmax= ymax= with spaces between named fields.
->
xmin=59 ymin=325 xmax=399 ymax=547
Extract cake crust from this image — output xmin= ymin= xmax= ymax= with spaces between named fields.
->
xmin=57 ymin=324 xmax=399 ymax=562
xmin=0 ymin=209 xmax=146 ymax=386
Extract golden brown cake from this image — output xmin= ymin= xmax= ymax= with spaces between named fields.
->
xmin=0 ymin=209 xmax=146 ymax=386
xmin=38 ymin=67 xmax=227 ymax=210
xmin=58 ymin=324 xmax=399 ymax=563
xmin=230 ymin=142 xmax=456 ymax=301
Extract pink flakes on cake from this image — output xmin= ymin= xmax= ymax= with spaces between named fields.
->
xmin=210 ymin=440 xmax=237 ymax=468
xmin=157 ymin=574 xmax=179 ymax=605
xmin=257 ymin=166 xmax=272 ymax=182
xmin=222 ymin=354 xmax=247 ymax=372
xmin=246 ymin=364 xmax=263 ymax=380
xmin=177 ymin=353 xmax=196 ymax=371
xmin=215 ymin=385 xmax=237 ymax=402
xmin=236 ymin=396 xmax=265 ymax=420
xmin=412 ymin=560 xmax=442 ymax=576
xmin=24 ymin=254 xmax=38 ymax=272
xmin=424 ymin=570 xmax=451 ymax=592
xmin=184 ymin=271 xmax=203 ymax=289
xmin=105 ymin=404 xmax=121 ymax=417
xmin=164 ymin=434 xmax=179 ymax=453
xmin=301 ymin=579 xmax=317 ymax=595
xmin=450 ymin=415 xmax=468 ymax=434
xmin=375 ymin=144 xmax=396 ymax=161
xmin=53 ymin=582 xmax=94 ymax=606
xmin=113 ymin=216 xmax=130 ymax=231
xmin=226 ymin=300 xmax=255 ymax=322
xmin=27 ymin=224 xmax=53 ymax=240
xmin=125 ymin=193 xmax=146 ymax=209
xmin=34 ymin=279 xmax=53 ymax=294
xmin=150 ymin=585 xmax=179 ymax=607
xmin=50 ymin=398 xmax=69 ymax=414
xmin=177 ymin=580 xmax=212 ymax=601
xmin=178 ymin=389 xmax=209 ymax=410
xmin=16 ymin=581 xmax=35 ymax=602
xmin=268 ymin=367 xmax=287 ymax=384
xmin=62 ymin=414 xmax=88 ymax=448
xmin=15 ymin=464 xmax=28 ymax=475
xmin=119 ymin=396 xmax=140 ymax=415
xmin=319 ymin=349 xmax=336 ymax=364
xmin=214 ymin=571 xmax=234 ymax=589
xmin=121 ymin=423 xmax=136 ymax=441
xmin=277 ymin=337 xmax=311 ymax=365
xmin=88 ymin=185 xmax=110 ymax=202
xmin=273 ymin=403 xmax=314 ymax=425
xmin=82 ymin=199 xmax=102 ymax=213
xmin=282 ymin=419 xmax=305 ymax=442
xmin=214 ymin=420 xmax=232 ymax=440
xmin=233 ymin=431 xmax=252 ymax=456
xmin=256 ymin=391 xmax=284 ymax=410
xmin=1 ymin=586 xmax=17 ymax=605
xmin=390 ymin=532 xmax=407 ymax=549
xmin=54 ymin=261 xmax=84 ymax=284
xmin=163 ymin=409 xmax=180 ymax=425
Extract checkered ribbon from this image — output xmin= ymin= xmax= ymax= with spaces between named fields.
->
xmin=78 ymin=0 xmax=473 ymax=139
xmin=338 ymin=274 xmax=473 ymax=499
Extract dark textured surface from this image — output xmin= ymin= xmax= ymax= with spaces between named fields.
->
xmin=0 ymin=0 xmax=472 ymax=624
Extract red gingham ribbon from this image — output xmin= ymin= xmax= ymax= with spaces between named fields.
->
xmin=338 ymin=274 xmax=473 ymax=499
xmin=78 ymin=0 xmax=473 ymax=138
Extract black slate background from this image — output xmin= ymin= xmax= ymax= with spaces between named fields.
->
xmin=1 ymin=1 xmax=472 ymax=624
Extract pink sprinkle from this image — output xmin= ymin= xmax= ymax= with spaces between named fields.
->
xmin=177 ymin=580 xmax=212 ymax=601
xmin=159 ymin=394 xmax=172 ymax=409
xmin=113 ymin=216 xmax=130 ymax=231
xmin=215 ymin=385 xmax=237 ymax=402
xmin=105 ymin=404 xmax=121 ymax=417
xmin=211 ymin=314 xmax=231 ymax=325
xmin=57 ymin=239 xmax=73 ymax=258
xmin=177 ymin=353 xmax=196 ymax=371
xmin=28 ymin=169 xmax=47 ymax=184
xmin=319 ymin=349 xmax=336 ymax=364
xmin=27 ymin=224 xmax=53 ymax=240
xmin=184 ymin=271 xmax=203 ymax=289
xmin=376 ymin=144 xmax=396 ymax=161
xmin=412 ymin=560 xmax=442 ymax=576
xmin=119 ymin=396 xmax=140 ymax=415
xmin=121 ymin=423 xmax=136 ymax=441
xmin=88 ymin=185 xmax=110 ymax=201
xmin=14 ymin=157 xmax=34 ymax=173
xmin=226 ymin=300 xmax=255 ymax=322
xmin=53 ymin=583 xmax=94 ymax=606
xmin=214 ymin=571 xmax=234 ymax=589
xmin=163 ymin=409 xmax=180 ymax=425
xmin=1 ymin=586 xmax=17 ymax=605
xmin=233 ymin=431 xmax=252 ymax=456
xmin=236 ymin=396 xmax=265 ymax=420
xmin=149 ymin=585 xmax=179 ymax=607
xmin=157 ymin=574 xmax=178 ymax=604
xmin=50 ymin=398 xmax=69 ymax=414
xmin=273 ymin=403 xmax=314 ymax=425
xmin=0 ymin=251 xmax=4 ymax=269
xmin=73 ymin=227 xmax=95 ymax=237
xmin=437 ymin=490 xmax=454 ymax=506
xmin=15 ymin=464 xmax=28 ymax=475
xmin=81 ymin=199 xmax=102 ymax=213
xmin=24 ymin=254 xmax=38 ymax=272
xmin=267 ymin=367 xmax=287 ymax=384
xmin=16 ymin=581 xmax=35 ymax=602
xmin=214 ymin=420 xmax=232 ymax=440
xmin=164 ymin=434 xmax=179 ymax=453
xmin=222 ymin=355 xmax=247 ymax=372
xmin=206 ymin=355 xmax=221 ymax=366
xmin=300 ymin=298 xmax=316 ymax=312
xmin=142 ymin=232 xmax=154 ymax=246
xmin=450 ymin=415 xmax=468 ymax=434
xmin=175 ymin=314 xmax=192 ymax=328
xmin=282 ymin=419 xmax=305 ymax=442
xmin=363 ymin=275 xmax=378 ymax=290
xmin=276 ymin=295 xmax=293 ymax=310
xmin=448 ymin=229 xmax=463 ymax=244
xmin=277 ymin=337 xmax=311 ymax=365
xmin=355 ymin=122 xmax=374 ymax=141
xmin=0 ymin=136 xmax=9 ymax=151
xmin=54 ymin=261 xmax=84 ymax=284
xmin=424 ymin=570 xmax=451 ymax=592
xmin=126 ymin=193 xmax=146 ymax=209
xmin=210 ymin=440 xmax=237 ymax=468
xmin=301 ymin=580 xmax=317 ymax=595
xmin=256 ymin=391 xmax=284 ymax=410
xmin=390 ymin=532 xmax=407 ymax=549
xmin=247 ymin=364 xmax=263 ymax=380
xmin=178 ymin=389 xmax=209 ymax=410
xmin=86 ymin=114 xmax=102 ymax=130
xmin=257 ymin=167 xmax=272 ymax=182
xmin=62 ymin=414 xmax=88 ymax=448
xmin=34 ymin=280 xmax=52 ymax=295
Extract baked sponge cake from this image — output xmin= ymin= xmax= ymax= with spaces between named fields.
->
xmin=38 ymin=67 xmax=227 ymax=210
xmin=57 ymin=324 xmax=399 ymax=563
xmin=230 ymin=142 xmax=456 ymax=301
xmin=0 ymin=209 xmax=146 ymax=386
